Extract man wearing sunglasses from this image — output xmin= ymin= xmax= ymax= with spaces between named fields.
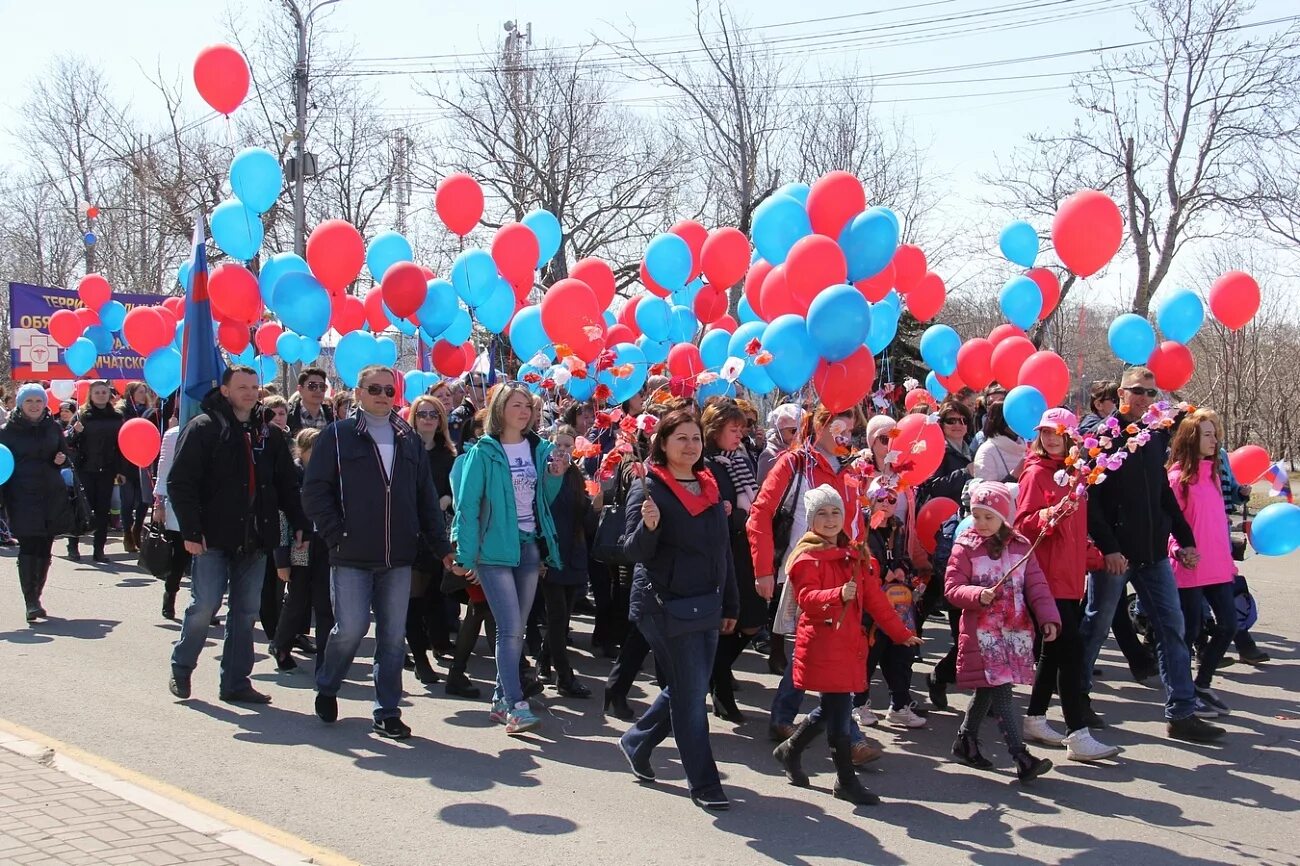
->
xmin=302 ymin=365 xmax=447 ymax=740
xmin=1083 ymin=366 xmax=1222 ymax=743
xmin=287 ymin=366 xmax=335 ymax=434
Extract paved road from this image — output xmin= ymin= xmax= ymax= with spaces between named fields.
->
xmin=1 ymin=544 xmax=1295 ymax=866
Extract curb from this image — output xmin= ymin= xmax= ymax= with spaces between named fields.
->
xmin=0 ymin=717 xmax=360 ymax=866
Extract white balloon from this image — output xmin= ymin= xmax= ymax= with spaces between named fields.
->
xmin=50 ymin=379 xmax=76 ymax=400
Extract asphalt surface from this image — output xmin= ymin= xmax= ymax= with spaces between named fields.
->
xmin=1 ymin=543 xmax=1296 ymax=866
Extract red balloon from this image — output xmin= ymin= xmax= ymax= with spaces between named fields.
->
xmin=49 ymin=309 xmax=84 ymax=348
xmin=906 ymin=271 xmax=946 ymax=322
xmin=1019 ymin=350 xmax=1070 ymax=407
xmin=363 ymin=287 xmax=389 ymax=333
xmin=667 ymin=343 xmax=705 ymax=379
xmin=491 ymin=223 xmax=540 ymax=288
xmin=989 ymin=323 xmax=1027 ymax=346
xmin=639 ymin=261 xmax=671 ymax=298
xmin=162 ymin=296 xmax=186 ymax=320
xmin=77 ymin=274 xmax=112 ymax=311
xmin=807 ymin=171 xmax=865 ymax=239
xmin=759 ymin=265 xmax=802 ymax=319
xmin=435 ymin=173 xmax=484 ymax=237
xmin=905 ymin=388 xmax=937 ymax=413
xmin=670 ymin=219 xmax=708 ymax=281
xmin=702 ymin=227 xmax=750 ymax=290
xmin=381 ymin=262 xmax=427 ymax=319
xmin=1228 ymin=445 xmax=1271 ymax=485
xmin=254 ymin=321 xmax=283 ymax=355
xmin=711 ymin=314 xmax=738 ymax=334
xmin=155 ymin=305 xmax=179 ymax=338
xmin=1209 ymin=270 xmax=1260 ymax=331
xmin=617 ymin=295 xmax=643 ymax=338
xmin=814 ymin=346 xmax=876 ymax=413
xmin=119 ymin=417 xmax=162 ymax=469
xmin=1052 ymin=189 xmax=1123 ymax=277
xmin=937 ymin=370 xmax=966 ymax=395
xmin=785 ymin=235 xmax=848 ymax=308
xmin=1148 ymin=340 xmax=1195 ymax=391
xmin=432 ymin=339 xmax=470 ymax=377
xmin=991 ymin=336 xmax=1036 ymax=389
xmin=855 ymin=261 xmax=895 ymax=303
xmin=744 ymin=260 xmax=773 ymax=320
xmin=209 ymin=263 xmax=261 ymax=324
xmin=956 ymin=338 xmax=995 ymax=391
xmin=693 ymin=284 xmax=728 ymax=324
xmin=605 ymin=324 xmax=635 ymax=345
xmin=892 ymin=245 xmax=927 ymax=295
xmin=571 ymin=258 xmax=617 ymax=311
xmin=1026 ymin=268 xmax=1061 ymax=320
xmin=307 ymin=220 xmax=364 ymax=293
xmin=541 ymin=278 xmax=603 ymax=359
xmin=193 ymin=45 xmax=249 ymax=115
xmin=916 ymin=497 xmax=959 ymax=553
xmin=218 ymin=320 xmax=251 ymax=354
xmin=45 ymin=388 xmax=59 ymax=409
xmin=74 ymin=307 xmax=99 ymax=330
xmin=122 ymin=307 xmax=170 ymax=356
xmin=893 ymin=414 xmax=945 ymax=487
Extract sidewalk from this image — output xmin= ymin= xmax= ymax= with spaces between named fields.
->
xmin=0 ymin=722 xmax=352 ymax=866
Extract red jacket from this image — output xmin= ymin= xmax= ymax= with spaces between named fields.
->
xmin=787 ymin=533 xmax=915 ymax=694
xmin=1014 ymin=452 xmax=1096 ymax=600
xmin=747 ymin=447 xmax=859 ymax=580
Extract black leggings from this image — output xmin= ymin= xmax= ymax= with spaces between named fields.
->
xmin=80 ymin=470 xmax=115 ymax=550
xmin=960 ymin=682 xmax=1025 ymax=754
xmin=932 ymin=608 xmax=962 ymax=686
xmin=449 ymin=599 xmax=495 ymax=679
xmin=162 ymin=531 xmax=193 ymax=594
xmin=17 ymin=536 xmax=54 ymax=557
xmin=538 ymin=581 xmax=581 ymax=683
xmin=274 ymin=553 xmax=333 ymax=665
xmin=857 ymin=631 xmax=915 ymax=711
xmin=1028 ymin=599 xmax=1086 ymax=731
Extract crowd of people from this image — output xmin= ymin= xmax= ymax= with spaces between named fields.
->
xmin=0 ymin=360 xmax=1271 ymax=811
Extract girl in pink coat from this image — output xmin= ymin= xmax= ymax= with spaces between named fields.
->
xmin=945 ymin=481 xmax=1061 ymax=782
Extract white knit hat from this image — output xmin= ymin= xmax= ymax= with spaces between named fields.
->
xmin=803 ymin=484 xmax=844 ymax=523
xmin=767 ymin=402 xmax=805 ymax=431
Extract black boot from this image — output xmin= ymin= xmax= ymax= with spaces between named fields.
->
xmin=952 ymin=730 xmax=994 ymax=769
xmin=162 ymin=591 xmax=177 ymax=621
xmin=604 ymin=689 xmax=635 ymax=721
xmin=1012 ymin=747 xmax=1052 ymax=782
xmin=710 ymin=632 xmax=748 ymax=723
xmin=772 ymin=716 xmax=826 ymax=787
xmin=412 ymin=651 xmax=440 ymax=685
xmin=35 ymin=557 xmax=51 ymax=619
xmin=66 ymin=538 xmax=80 ymax=562
xmin=830 ymin=736 xmax=880 ymax=805
xmin=768 ymin=633 xmax=788 ymax=676
xmin=17 ymin=554 xmax=42 ymax=622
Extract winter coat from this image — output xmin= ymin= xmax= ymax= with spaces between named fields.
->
xmin=621 ymin=467 xmax=739 ymax=623
xmin=787 ymin=532 xmax=914 ymax=694
xmin=301 ymin=410 xmax=446 ymax=570
xmin=756 ymin=432 xmax=785 ymax=486
xmin=1078 ymin=413 xmax=1105 ymax=436
xmin=68 ymin=402 xmax=124 ymax=475
xmin=413 ymin=441 xmax=457 ymax=574
xmin=747 ymin=447 xmax=859 ymax=581
xmin=706 ymin=451 xmax=758 ymax=595
xmin=450 ymin=433 xmax=560 ymax=570
xmin=917 ymin=439 xmax=973 ymax=506
xmin=1168 ymin=460 xmax=1235 ymax=588
xmin=0 ymin=410 xmax=75 ymax=538
xmin=1086 ymin=415 xmax=1195 ymax=566
xmin=944 ymin=527 xmax=1060 ymax=690
xmin=167 ymin=390 xmax=306 ymax=554
xmin=155 ymin=426 xmax=182 ymax=532
xmin=546 ymin=465 xmax=595 ymax=585
xmin=1015 ymin=451 xmax=1092 ymax=600
xmin=973 ymin=435 xmax=1024 ymax=482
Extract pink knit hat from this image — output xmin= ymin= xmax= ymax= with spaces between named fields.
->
xmin=969 ymin=480 xmax=1016 ymax=526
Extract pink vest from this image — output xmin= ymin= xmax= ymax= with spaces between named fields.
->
xmin=1168 ymin=461 xmax=1234 ymax=588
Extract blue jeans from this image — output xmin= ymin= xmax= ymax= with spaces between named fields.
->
xmin=476 ymin=542 xmax=540 ymax=707
xmin=771 ymin=655 xmax=866 ymax=744
xmin=621 ymin=613 xmax=722 ymax=796
xmin=808 ymin=692 xmax=853 ymax=741
xmin=1125 ymin=559 xmax=1195 ymax=719
xmin=316 ymin=565 xmax=411 ymax=720
xmin=1080 ymin=569 xmax=1126 ymax=693
xmin=1180 ymin=581 xmax=1236 ymax=690
xmin=171 ymin=549 xmax=266 ymax=695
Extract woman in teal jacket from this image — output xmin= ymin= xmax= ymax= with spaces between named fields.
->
xmin=451 ymin=382 xmax=561 ymax=736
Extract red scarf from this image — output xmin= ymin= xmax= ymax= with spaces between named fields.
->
xmin=646 ymin=462 xmax=720 ymax=517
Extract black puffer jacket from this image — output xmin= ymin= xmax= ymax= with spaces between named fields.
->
xmin=167 ymin=389 xmax=306 ymax=553
xmin=68 ymin=402 xmax=124 ymax=475
xmin=0 ymin=410 xmax=75 ymax=538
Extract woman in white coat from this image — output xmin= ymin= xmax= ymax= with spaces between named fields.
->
xmin=151 ymin=420 xmax=193 ymax=621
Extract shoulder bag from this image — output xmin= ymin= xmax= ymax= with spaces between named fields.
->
xmin=137 ymin=522 xmax=172 ymax=578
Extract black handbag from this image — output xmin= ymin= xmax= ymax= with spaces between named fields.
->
xmin=658 ymin=588 xmax=723 ymax=638
xmin=591 ymin=503 xmax=631 ymax=565
xmin=770 ymin=453 xmax=807 ymax=570
xmin=66 ymin=466 xmax=92 ymax=535
xmin=137 ymin=522 xmax=172 ymax=578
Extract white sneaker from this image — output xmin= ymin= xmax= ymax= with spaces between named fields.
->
xmin=1024 ymin=715 xmax=1067 ymax=747
xmin=1063 ymin=728 xmax=1121 ymax=762
xmin=887 ymin=705 xmax=927 ymax=729
xmin=856 ymin=704 xmax=880 ymax=727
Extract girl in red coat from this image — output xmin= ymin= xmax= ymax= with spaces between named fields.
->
xmin=773 ymin=484 xmax=920 ymax=806
xmin=945 ymin=480 xmax=1061 ymax=782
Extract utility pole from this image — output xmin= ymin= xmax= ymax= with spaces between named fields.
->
xmin=502 ymin=20 xmax=532 ymax=217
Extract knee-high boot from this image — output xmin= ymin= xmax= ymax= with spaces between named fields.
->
xmin=772 ymin=715 xmax=827 ymax=786
xmin=17 ymin=554 xmax=44 ymax=622
xmin=710 ymin=632 xmax=751 ymax=723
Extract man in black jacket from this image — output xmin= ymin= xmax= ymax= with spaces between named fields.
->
xmin=1084 ymin=366 xmax=1223 ymax=743
xmin=302 ymin=365 xmax=446 ymax=739
xmin=286 ymin=366 xmax=335 ymax=434
xmin=167 ymin=366 xmax=306 ymax=705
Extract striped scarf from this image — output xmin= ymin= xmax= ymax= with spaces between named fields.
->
xmin=717 ymin=447 xmax=759 ymax=505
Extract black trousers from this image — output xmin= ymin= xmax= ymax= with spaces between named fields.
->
xmin=80 ymin=470 xmax=115 ymax=551
xmin=449 ymin=599 xmax=495 ymax=679
xmin=859 ymin=631 xmax=915 ymax=711
xmin=162 ymin=531 xmax=193 ymax=594
xmin=1028 ymin=599 xmax=1086 ymax=731
xmin=605 ymin=620 xmax=667 ymax=696
xmin=933 ymin=607 xmax=962 ymax=686
xmin=273 ymin=552 xmax=333 ymax=665
xmin=17 ymin=536 xmax=54 ymax=557
xmin=260 ymin=556 xmax=283 ymax=642
xmin=407 ymin=569 xmax=458 ymax=656
xmin=538 ymin=582 xmax=581 ymax=684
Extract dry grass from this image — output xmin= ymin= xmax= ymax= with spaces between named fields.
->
xmin=1248 ymin=474 xmax=1298 ymax=512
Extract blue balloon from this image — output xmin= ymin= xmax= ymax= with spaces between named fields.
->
xmin=210 ymin=199 xmax=263 ymax=261
xmin=84 ymin=232 xmax=97 ymax=246
xmin=644 ymin=233 xmax=692 ymax=290
xmin=144 ymin=347 xmax=182 ymax=395
xmin=85 ymin=325 xmax=115 ymax=355
xmin=475 ymin=278 xmax=516 ymax=334
xmin=232 ymin=345 xmax=257 ymax=367
xmin=667 ymin=305 xmax=699 ymax=344
xmin=298 ymin=336 xmax=321 ymax=364
xmin=566 ymin=375 xmax=596 ymax=402
xmin=174 ymin=320 xmax=185 ymax=351
xmin=64 ymin=337 xmax=97 ymax=376
xmin=919 ymin=324 xmax=961 ymax=377
xmin=229 ymin=147 xmax=283 ymax=214
xmin=671 ymin=281 xmax=702 ymax=309
xmin=1000 ymin=275 xmax=1043 ymax=330
xmin=603 ymin=310 xmax=617 ymax=327
xmin=258 ymin=252 xmax=309 ymax=306
xmin=601 ymin=342 xmax=648 ymax=405
xmin=636 ymin=335 xmax=670 ymax=364
xmin=1108 ymin=313 xmax=1157 ymax=365
xmin=1154 ymin=289 xmax=1204 ymax=344
xmin=1250 ymin=502 xmax=1300 ymax=556
xmin=1004 ymin=385 xmax=1048 ymax=440
xmin=700 ymin=328 xmax=731 ymax=369
xmin=808 ymin=284 xmax=871 ymax=362
xmin=738 ymin=296 xmax=761 ymax=324
xmin=840 ymin=208 xmax=900 ymax=281
xmin=695 ymin=379 xmax=735 ymax=402
xmin=998 ymin=220 xmax=1039 ymax=268
xmin=775 ymin=183 xmax=811 ymax=207
xmin=375 ymin=335 xmax=399 ymax=367
xmin=874 ymin=206 xmax=900 ymax=235
xmin=99 ymin=300 xmax=127 ymax=332
xmin=255 ymin=354 xmax=278 ymax=385
xmin=366 ymin=231 xmax=414 ymax=282
xmin=451 ymin=249 xmax=500 ymax=306
xmin=876 ymin=289 xmax=901 ymax=317
xmin=336 ymin=331 xmax=379 ymax=387
xmin=635 ymin=295 xmax=672 ymax=342
xmin=727 ymin=321 xmax=774 ymax=393
xmin=178 ymin=261 xmax=193 ymax=292
xmin=522 ymin=209 xmax=561 ymax=269
xmin=926 ymin=371 xmax=948 ymax=401
xmin=274 ymin=271 xmax=332 ymax=339
xmin=739 ymin=358 xmax=775 ymax=394
xmin=276 ymin=330 xmax=304 ymax=363
xmin=509 ymin=305 xmax=550 ymax=361
xmin=761 ymin=315 xmax=818 ymax=393
xmin=382 ymin=300 xmax=418 ymax=336
xmin=955 ymin=515 xmax=974 ymax=536
xmin=404 ymin=370 xmax=428 ymax=396
xmin=0 ymin=444 xmax=13 ymax=485
xmin=417 ymin=278 xmax=458 ymax=338
xmin=865 ymin=299 xmax=900 ymax=355
xmin=752 ymin=194 xmax=812 ymax=266
xmin=439 ymin=307 xmax=472 ymax=346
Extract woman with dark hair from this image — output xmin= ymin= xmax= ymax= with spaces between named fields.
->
xmin=67 ymin=381 xmax=125 ymax=564
xmin=118 ymin=381 xmax=157 ymax=554
xmin=972 ymin=402 xmax=1024 ymax=483
xmin=1080 ymin=380 xmax=1119 ymax=435
xmin=917 ymin=400 xmax=975 ymax=506
xmin=617 ymin=410 xmax=738 ymax=810
xmin=406 ymin=395 xmax=458 ymax=685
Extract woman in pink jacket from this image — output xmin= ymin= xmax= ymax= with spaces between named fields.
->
xmin=1167 ymin=409 xmax=1237 ymax=718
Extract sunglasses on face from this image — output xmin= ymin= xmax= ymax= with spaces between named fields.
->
xmin=304 ymin=382 xmax=327 ymax=392
xmin=1122 ymin=386 xmax=1160 ymax=398
xmin=365 ymin=385 xmax=397 ymax=397
xmin=941 ymin=416 xmax=967 ymax=426
xmin=414 ymin=410 xmax=440 ymax=420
